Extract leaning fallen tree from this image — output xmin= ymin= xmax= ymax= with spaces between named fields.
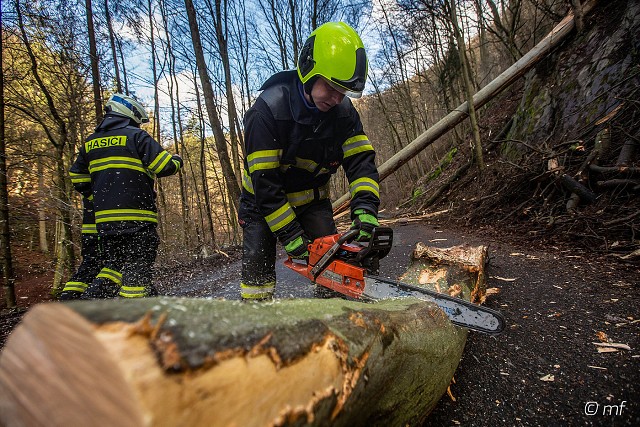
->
xmin=0 ymin=244 xmax=488 ymax=426
xmin=332 ymin=0 xmax=599 ymax=213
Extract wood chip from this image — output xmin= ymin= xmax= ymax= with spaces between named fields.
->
xmin=597 ymin=347 xmax=619 ymax=353
xmin=588 ymin=365 xmax=608 ymax=370
xmin=486 ymin=287 xmax=501 ymax=296
xmin=591 ymin=342 xmax=631 ymax=351
xmin=540 ymin=374 xmax=555 ymax=382
xmin=491 ymin=276 xmax=517 ymax=282
xmin=596 ymin=331 xmax=609 ymax=342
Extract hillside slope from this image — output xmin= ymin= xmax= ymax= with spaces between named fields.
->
xmin=407 ymin=0 xmax=639 ymax=258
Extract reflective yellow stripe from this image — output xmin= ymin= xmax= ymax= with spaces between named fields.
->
xmin=97 ymin=267 xmax=122 ymax=285
xmin=69 ymin=172 xmax=91 ymax=183
xmin=89 ymin=156 xmax=146 ymax=174
xmin=242 ymin=169 xmax=254 ymax=194
xmin=240 ymin=282 xmax=275 ymax=299
xmin=264 ymin=203 xmax=296 ymax=233
xmin=286 ymin=184 xmax=330 ymax=207
xmin=149 ymin=151 xmax=172 ymax=173
xmin=293 ymin=157 xmax=318 ymax=173
xmin=119 ymin=286 xmax=146 ymax=298
xmin=95 ymin=209 xmax=158 ymax=224
xmin=247 ymin=149 xmax=282 ymax=174
xmin=62 ymin=281 xmax=89 ymax=292
xmin=82 ymin=224 xmax=98 ymax=234
xmin=349 ymin=177 xmax=380 ymax=199
xmin=343 ymin=135 xmax=374 ymax=158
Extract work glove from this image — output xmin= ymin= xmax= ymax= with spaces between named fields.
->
xmin=350 ymin=209 xmax=379 ymax=242
xmin=284 ymin=235 xmax=311 ymax=260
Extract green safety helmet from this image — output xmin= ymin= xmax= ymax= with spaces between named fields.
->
xmin=105 ymin=93 xmax=149 ymax=124
xmin=297 ymin=22 xmax=368 ymax=98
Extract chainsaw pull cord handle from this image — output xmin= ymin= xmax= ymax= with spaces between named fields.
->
xmin=310 ymin=229 xmax=360 ymax=279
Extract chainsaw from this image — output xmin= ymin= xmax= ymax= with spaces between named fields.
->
xmin=284 ymin=227 xmax=505 ymax=335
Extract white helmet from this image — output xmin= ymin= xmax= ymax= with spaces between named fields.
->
xmin=105 ymin=93 xmax=149 ymax=124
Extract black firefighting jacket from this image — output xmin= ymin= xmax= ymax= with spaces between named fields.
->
xmin=69 ymin=113 xmax=182 ymax=235
xmin=242 ymin=70 xmax=380 ymax=244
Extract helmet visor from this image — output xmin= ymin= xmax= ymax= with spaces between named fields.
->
xmin=324 ymin=79 xmax=362 ymax=99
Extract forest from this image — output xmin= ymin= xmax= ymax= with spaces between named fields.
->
xmin=1 ymin=0 xmax=638 ymax=309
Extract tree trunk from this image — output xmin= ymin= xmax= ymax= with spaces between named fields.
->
xmin=184 ymin=0 xmax=240 ymax=216
xmin=160 ymin=0 xmax=189 ymax=246
xmin=213 ymin=0 xmax=242 ymax=188
xmin=37 ymin=160 xmax=49 ymax=253
xmin=104 ymin=0 xmax=122 ymax=93
xmin=0 ymin=32 xmax=17 ymax=308
xmin=450 ymin=0 xmax=485 ymax=171
xmin=0 ymin=243 xmax=490 ymax=425
xmin=194 ymin=75 xmax=217 ymax=248
xmin=85 ymin=0 xmax=103 ymax=122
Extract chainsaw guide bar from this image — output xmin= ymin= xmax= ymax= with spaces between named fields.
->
xmin=285 ymin=227 xmax=505 ymax=335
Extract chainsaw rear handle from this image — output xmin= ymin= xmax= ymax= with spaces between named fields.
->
xmin=309 ymin=229 xmax=359 ymax=279
xmin=338 ymin=228 xmax=360 ymax=244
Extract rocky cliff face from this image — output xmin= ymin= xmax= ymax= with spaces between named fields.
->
xmin=506 ymin=0 xmax=639 ymax=159
xmin=439 ymin=0 xmax=639 ymax=255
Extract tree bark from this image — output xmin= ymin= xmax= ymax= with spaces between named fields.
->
xmin=449 ymin=0 xmax=485 ymax=171
xmin=559 ymin=174 xmax=596 ymax=204
xmin=104 ymin=0 xmax=122 ymax=93
xmin=85 ymin=0 xmax=103 ymax=122
xmin=37 ymin=160 xmax=49 ymax=253
xmin=184 ymin=0 xmax=240 ymax=215
xmin=0 ymin=29 xmax=17 ymax=309
xmin=0 ymin=243 xmax=490 ymax=425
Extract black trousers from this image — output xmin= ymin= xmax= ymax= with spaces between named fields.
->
xmin=239 ymin=196 xmax=337 ymax=299
xmin=62 ymin=233 xmax=102 ymax=294
xmin=84 ymin=226 xmax=159 ymax=298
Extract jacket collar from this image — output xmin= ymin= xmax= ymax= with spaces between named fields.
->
xmin=261 ymin=70 xmax=333 ymax=125
xmin=96 ymin=113 xmax=137 ymax=131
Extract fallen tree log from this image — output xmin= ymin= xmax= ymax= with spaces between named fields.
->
xmin=0 ymin=244 xmax=489 ymax=427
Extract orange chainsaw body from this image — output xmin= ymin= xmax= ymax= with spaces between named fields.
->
xmin=284 ymin=228 xmax=393 ymax=299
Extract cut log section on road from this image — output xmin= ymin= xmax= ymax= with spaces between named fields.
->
xmin=0 ymin=244 xmax=488 ymax=427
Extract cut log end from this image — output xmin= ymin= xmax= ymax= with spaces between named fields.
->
xmin=0 ymin=304 xmax=144 ymax=427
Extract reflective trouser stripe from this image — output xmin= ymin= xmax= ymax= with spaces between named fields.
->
xmin=97 ymin=268 xmax=123 ymax=285
xmin=82 ymin=224 xmax=98 ymax=234
xmin=241 ymin=282 xmax=275 ymax=299
xmin=119 ymin=286 xmax=146 ymax=298
xmin=62 ymin=281 xmax=89 ymax=292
